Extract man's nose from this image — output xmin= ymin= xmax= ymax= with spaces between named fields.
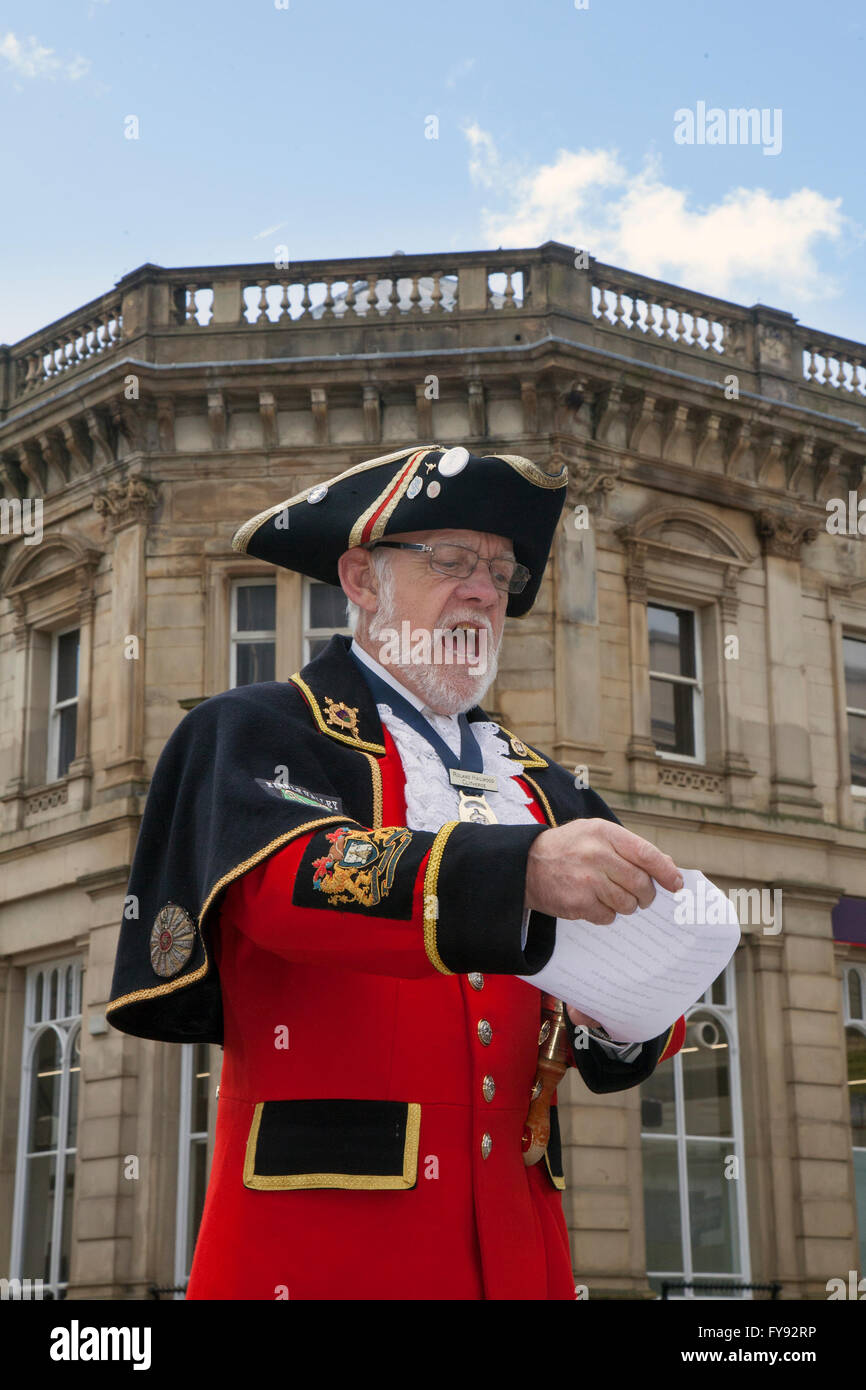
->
xmin=454 ymin=558 xmax=501 ymax=607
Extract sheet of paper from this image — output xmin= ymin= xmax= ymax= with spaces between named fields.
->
xmin=517 ymin=867 xmax=741 ymax=1043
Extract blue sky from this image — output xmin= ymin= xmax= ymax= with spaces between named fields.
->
xmin=1 ymin=0 xmax=863 ymax=347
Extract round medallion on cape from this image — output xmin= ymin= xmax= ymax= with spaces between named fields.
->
xmin=150 ymin=903 xmax=196 ymax=978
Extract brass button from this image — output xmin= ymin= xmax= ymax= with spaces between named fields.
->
xmin=481 ymin=1132 xmax=493 ymax=1160
xmin=477 ymin=1019 xmax=493 ymax=1046
xmin=482 ymin=1074 xmax=496 ymax=1103
xmin=468 ymin=972 xmax=484 ymax=991
xmin=538 ymin=1020 xmax=551 ymax=1045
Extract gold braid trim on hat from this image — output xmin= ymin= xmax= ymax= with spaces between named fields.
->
xmin=230 ymin=445 xmax=441 ymax=554
xmin=496 ymin=455 xmax=568 ymax=489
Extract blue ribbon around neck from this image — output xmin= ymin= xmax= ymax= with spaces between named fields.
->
xmin=350 ymin=650 xmax=485 ymax=777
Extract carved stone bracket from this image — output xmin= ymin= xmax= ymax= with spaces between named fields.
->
xmin=156 ymin=396 xmax=175 ymax=453
xmin=467 ymin=379 xmax=485 ymax=436
xmin=60 ymin=419 xmax=91 ymax=478
xmin=310 ymin=387 xmax=328 ymax=445
xmin=93 ymin=475 xmax=159 ymax=533
xmin=362 ymin=384 xmax=381 ymax=443
xmin=259 ymin=390 xmax=278 ymax=449
xmin=208 ymin=390 xmax=227 ymax=450
xmin=756 ymin=509 xmax=819 ymax=560
xmin=566 ymin=456 xmax=620 ymax=516
xmin=85 ymin=408 xmax=114 ymax=468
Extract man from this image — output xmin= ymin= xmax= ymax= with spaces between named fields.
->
xmin=107 ymin=443 xmax=685 ymax=1300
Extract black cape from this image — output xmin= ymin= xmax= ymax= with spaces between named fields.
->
xmin=107 ymin=636 xmax=670 ymax=1091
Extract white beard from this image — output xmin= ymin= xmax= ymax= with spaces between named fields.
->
xmin=366 ymin=565 xmax=502 ymax=715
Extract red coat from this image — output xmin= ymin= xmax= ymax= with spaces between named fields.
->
xmin=185 ymin=723 xmax=683 ymax=1301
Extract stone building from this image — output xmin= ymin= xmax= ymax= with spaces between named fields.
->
xmin=0 ymin=241 xmax=864 ymax=1300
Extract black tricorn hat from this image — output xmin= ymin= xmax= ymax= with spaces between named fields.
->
xmin=231 ymin=443 xmax=567 ymax=617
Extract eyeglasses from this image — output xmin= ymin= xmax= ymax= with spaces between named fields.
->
xmin=366 ymin=541 xmax=530 ymax=594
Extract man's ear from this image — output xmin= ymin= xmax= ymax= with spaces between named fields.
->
xmin=337 ymin=547 xmax=380 ymax=614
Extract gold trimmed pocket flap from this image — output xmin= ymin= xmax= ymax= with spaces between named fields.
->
xmin=243 ymin=1098 xmax=421 ymax=1191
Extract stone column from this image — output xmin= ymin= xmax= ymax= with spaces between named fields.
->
xmin=757 ymin=512 xmax=822 ymax=816
xmin=552 ymin=463 xmax=618 ymax=787
xmin=719 ymin=565 xmax=757 ymax=806
xmin=620 ymin=539 xmax=659 ymax=795
xmin=1 ymin=596 xmax=30 ymax=829
xmin=94 ymin=477 xmax=159 ymax=794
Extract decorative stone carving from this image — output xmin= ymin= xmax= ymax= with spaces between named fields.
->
xmin=756 ymin=510 xmax=819 ymax=560
xmin=93 ymin=475 xmax=159 ymax=532
xmin=658 ymin=764 xmax=723 ymax=794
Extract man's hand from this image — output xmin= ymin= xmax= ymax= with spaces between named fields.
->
xmin=524 ymin=818 xmax=682 ymax=924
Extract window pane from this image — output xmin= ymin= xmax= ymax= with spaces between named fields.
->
xmin=848 ymin=1028 xmax=866 ymax=1146
xmin=21 ymin=1154 xmax=57 ymax=1281
xmin=711 ymin=970 xmax=727 ymax=1007
xmin=687 ymin=1139 xmax=740 ymax=1273
xmin=236 ymin=584 xmax=275 ymax=633
xmin=55 ymin=631 xmax=79 ymax=702
xmin=235 ymin=641 xmax=275 ymax=686
xmin=651 ymin=677 xmax=696 ymax=755
xmin=192 ymin=1042 xmax=210 ymax=1134
xmin=843 ymin=636 xmax=866 ymax=711
xmin=642 ymin=1139 xmax=683 ymax=1270
xmin=849 ymin=970 xmax=863 ymax=1021
xmin=849 ymin=712 xmax=866 ymax=787
xmin=683 ymin=1011 xmax=732 ymax=1136
xmin=59 ymin=1161 xmax=75 ymax=1289
xmin=309 ymin=582 xmax=348 ymax=630
xmin=640 ymin=1060 xmax=676 ymax=1135
xmin=307 ymin=637 xmax=333 ymax=660
xmin=648 ymin=606 xmax=695 ymax=678
xmin=187 ymin=1139 xmax=209 ymax=1274
xmin=66 ymin=1031 xmax=81 ymax=1150
xmin=57 ymin=706 xmax=77 ymax=778
xmin=29 ymin=1030 xmax=62 ymax=1152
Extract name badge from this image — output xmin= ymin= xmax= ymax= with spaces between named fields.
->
xmin=449 ymin=768 xmax=498 ymax=793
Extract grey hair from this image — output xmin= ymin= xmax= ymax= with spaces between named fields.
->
xmin=344 ymin=546 xmax=394 ymax=635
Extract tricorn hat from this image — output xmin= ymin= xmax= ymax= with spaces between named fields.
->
xmin=231 ymin=443 xmax=567 ymax=617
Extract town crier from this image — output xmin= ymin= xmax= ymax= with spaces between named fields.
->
xmin=106 ymin=443 xmax=686 ymax=1300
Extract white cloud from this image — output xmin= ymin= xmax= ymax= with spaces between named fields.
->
xmin=462 ymin=127 xmax=851 ymax=306
xmin=253 ymin=222 xmax=288 ymax=240
xmin=0 ymin=31 xmax=90 ymax=81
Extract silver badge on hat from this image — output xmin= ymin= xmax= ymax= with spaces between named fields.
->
xmin=307 ymin=484 xmax=328 ymax=504
xmin=437 ymin=446 xmax=470 ymax=477
xmin=427 ymin=480 xmax=441 ymax=498
xmin=407 ymin=476 xmax=423 ymax=499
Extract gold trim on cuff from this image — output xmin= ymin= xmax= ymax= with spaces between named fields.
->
xmin=422 ymin=822 xmax=459 ymax=975
xmin=242 ymin=1101 xmax=422 ymax=1190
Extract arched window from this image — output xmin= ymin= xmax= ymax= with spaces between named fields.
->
xmin=10 ymin=958 xmax=83 ymax=1299
xmin=639 ymin=958 xmax=750 ymax=1297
